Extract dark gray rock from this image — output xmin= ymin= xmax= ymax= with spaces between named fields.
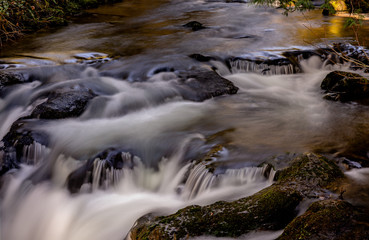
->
xmin=1 ymin=120 xmax=49 ymax=176
xmin=321 ymin=71 xmax=369 ymax=103
xmin=0 ymin=71 xmax=27 ymax=94
xmin=31 ymin=89 xmax=96 ymax=119
xmin=183 ymin=21 xmax=207 ymax=31
xmin=331 ymin=43 xmax=369 ymax=71
xmin=176 ymin=69 xmax=238 ymax=101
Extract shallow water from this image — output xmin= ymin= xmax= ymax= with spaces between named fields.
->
xmin=1 ymin=1 xmax=369 ymax=239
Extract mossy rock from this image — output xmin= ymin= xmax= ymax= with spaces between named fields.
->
xmin=321 ymin=71 xmax=369 ymax=103
xmin=278 ymin=200 xmax=369 ymax=240
xmin=130 ymin=153 xmax=345 ymax=239
xmin=131 ymin=185 xmax=302 ymax=240
xmin=275 ymin=153 xmax=344 ymax=187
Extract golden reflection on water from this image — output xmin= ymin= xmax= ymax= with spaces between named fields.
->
xmin=293 ymin=10 xmax=369 ymax=46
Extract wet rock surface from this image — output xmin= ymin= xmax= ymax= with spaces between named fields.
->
xmin=332 ymin=43 xmax=369 ymax=71
xmin=0 ymin=120 xmax=49 ymax=175
xmin=321 ymin=71 xmax=369 ymax=103
xmin=131 ymin=186 xmax=302 ymax=239
xmin=278 ymin=200 xmax=369 ymax=240
xmin=183 ymin=21 xmax=207 ymax=31
xmin=130 ymin=153 xmax=346 ymax=239
xmin=0 ymin=71 xmax=27 ymax=94
xmin=176 ymin=68 xmax=239 ymax=101
xmin=31 ymin=89 xmax=96 ymax=119
xmin=274 ymin=153 xmax=344 ymax=198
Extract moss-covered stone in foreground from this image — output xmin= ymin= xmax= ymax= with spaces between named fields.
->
xmin=131 ymin=153 xmax=344 ymax=239
xmin=278 ymin=200 xmax=369 ymax=240
xmin=275 ymin=153 xmax=344 ymax=197
xmin=131 ymin=186 xmax=302 ymax=240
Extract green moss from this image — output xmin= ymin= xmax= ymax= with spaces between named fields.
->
xmin=131 ymin=185 xmax=302 ymax=239
xmin=131 ymin=153 xmax=346 ymax=239
xmin=275 ymin=153 xmax=344 ymax=188
xmin=278 ymin=200 xmax=369 ymax=240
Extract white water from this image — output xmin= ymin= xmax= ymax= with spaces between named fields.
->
xmin=1 ymin=54 xmax=368 ymax=240
xmin=1 ymin=0 xmax=369 ymax=239
xmin=1 ymin=143 xmax=274 ymax=240
xmin=2 ymin=49 xmax=369 ymax=240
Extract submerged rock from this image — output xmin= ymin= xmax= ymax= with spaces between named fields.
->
xmin=278 ymin=200 xmax=369 ymax=240
xmin=130 ymin=153 xmax=344 ymax=239
xmin=183 ymin=21 xmax=207 ymax=31
xmin=31 ymin=89 xmax=96 ymax=119
xmin=321 ymin=71 xmax=369 ymax=103
xmin=176 ymin=69 xmax=238 ymax=101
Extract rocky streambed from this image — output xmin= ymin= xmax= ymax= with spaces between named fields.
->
xmin=1 ymin=43 xmax=369 ymax=239
xmin=1 ymin=1 xmax=369 ymax=239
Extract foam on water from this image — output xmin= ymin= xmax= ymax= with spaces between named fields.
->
xmin=1 ymin=142 xmax=274 ymax=240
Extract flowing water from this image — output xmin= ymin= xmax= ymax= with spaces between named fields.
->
xmin=1 ymin=1 xmax=369 ymax=239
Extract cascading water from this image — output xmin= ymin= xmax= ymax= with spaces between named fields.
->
xmin=1 ymin=0 xmax=369 ymax=239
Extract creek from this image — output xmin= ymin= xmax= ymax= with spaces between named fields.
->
xmin=1 ymin=1 xmax=369 ymax=239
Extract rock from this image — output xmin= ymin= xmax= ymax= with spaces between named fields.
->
xmin=31 ymin=89 xmax=96 ymax=119
xmin=331 ymin=43 xmax=369 ymax=71
xmin=188 ymin=54 xmax=216 ymax=62
xmin=131 ymin=185 xmax=302 ymax=239
xmin=176 ymin=69 xmax=238 ymax=101
xmin=226 ymin=56 xmax=300 ymax=75
xmin=0 ymin=120 xmax=49 ymax=175
xmin=183 ymin=21 xmax=207 ymax=31
xmin=321 ymin=71 xmax=369 ymax=103
xmin=130 ymin=153 xmax=344 ymax=239
xmin=278 ymin=200 xmax=369 ymax=240
xmin=275 ymin=153 xmax=344 ymax=186
xmin=0 ymin=71 xmax=27 ymax=94
xmin=274 ymin=153 xmax=344 ymax=198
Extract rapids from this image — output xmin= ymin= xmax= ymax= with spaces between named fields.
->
xmin=1 ymin=0 xmax=369 ymax=240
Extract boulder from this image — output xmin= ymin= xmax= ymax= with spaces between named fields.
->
xmin=31 ymin=89 xmax=96 ymax=119
xmin=278 ymin=200 xmax=369 ymax=240
xmin=0 ymin=71 xmax=27 ymax=94
xmin=176 ymin=69 xmax=238 ymax=101
xmin=130 ymin=153 xmax=344 ymax=239
xmin=321 ymin=71 xmax=369 ymax=102
xmin=131 ymin=185 xmax=302 ymax=239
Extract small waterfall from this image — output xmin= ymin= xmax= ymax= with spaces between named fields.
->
xmin=90 ymin=153 xmax=141 ymax=190
xmin=182 ymin=163 xmax=217 ymax=199
xmin=229 ymin=59 xmax=297 ymax=75
xmin=181 ymin=162 xmax=275 ymax=200
xmin=22 ymin=142 xmax=50 ymax=165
